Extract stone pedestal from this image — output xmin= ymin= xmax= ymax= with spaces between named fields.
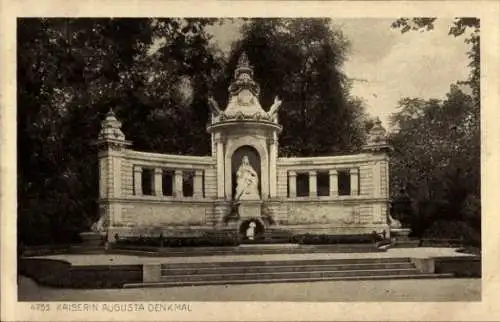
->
xmin=79 ymin=232 xmax=105 ymax=246
xmin=77 ymin=232 xmax=107 ymax=253
xmin=238 ymin=201 xmax=262 ymax=219
xmin=213 ymin=200 xmax=231 ymax=226
xmin=390 ymin=228 xmax=411 ymax=241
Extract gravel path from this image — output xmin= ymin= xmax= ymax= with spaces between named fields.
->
xmin=18 ymin=276 xmax=481 ymax=302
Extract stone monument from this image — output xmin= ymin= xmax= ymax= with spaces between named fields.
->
xmin=97 ymin=51 xmax=392 ymax=242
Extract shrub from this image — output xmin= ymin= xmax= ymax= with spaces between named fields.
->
xmin=115 ymin=231 xmax=240 ymax=248
xmin=294 ymin=233 xmax=379 ymax=245
xmin=423 ymin=220 xmax=481 ymax=247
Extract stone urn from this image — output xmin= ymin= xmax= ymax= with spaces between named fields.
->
xmin=79 ymin=215 xmax=108 ymax=248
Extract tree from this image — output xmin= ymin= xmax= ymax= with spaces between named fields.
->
xmin=389 ymin=18 xmax=480 ymax=241
xmin=17 ymin=18 xmax=221 ymax=245
xmin=213 ymin=18 xmax=367 ymax=157
xmin=389 ymin=85 xmax=480 ymax=237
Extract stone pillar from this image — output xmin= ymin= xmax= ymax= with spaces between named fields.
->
xmin=288 ymin=171 xmax=297 ymax=198
xmin=194 ymin=170 xmax=204 ymax=198
xmin=373 ymin=161 xmax=381 ymax=197
xmin=154 ymin=168 xmax=163 ymax=196
xmin=350 ymin=168 xmax=359 ymax=196
xmin=309 ymin=171 xmax=317 ymax=197
xmin=269 ymin=138 xmax=277 ymax=198
xmin=329 ymin=169 xmax=338 ymax=197
xmin=174 ymin=170 xmax=183 ymax=198
xmin=134 ymin=166 xmax=142 ymax=196
xmin=215 ymin=137 xmax=224 ymax=199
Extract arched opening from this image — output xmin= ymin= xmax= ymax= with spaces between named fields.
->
xmin=231 ymin=145 xmax=261 ymax=200
xmin=238 ymin=218 xmax=266 ymax=241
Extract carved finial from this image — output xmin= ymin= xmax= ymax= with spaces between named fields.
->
xmin=99 ymin=108 xmax=126 ymax=141
xmin=237 ymin=52 xmax=250 ymax=68
xmin=363 ymin=116 xmax=389 ymax=152
xmin=234 ymin=51 xmax=254 ymax=80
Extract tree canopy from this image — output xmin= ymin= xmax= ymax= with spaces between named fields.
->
xmin=389 ymin=18 xmax=480 ymax=242
xmin=18 ymin=18 xmax=369 ymax=245
xmin=213 ymin=18 xmax=368 ymax=157
xmin=17 ymin=18 xmax=222 ymax=244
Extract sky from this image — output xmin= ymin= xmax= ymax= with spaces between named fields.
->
xmin=207 ymin=18 xmax=470 ymax=128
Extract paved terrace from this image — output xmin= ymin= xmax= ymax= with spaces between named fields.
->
xmin=31 ymin=247 xmax=473 ymax=266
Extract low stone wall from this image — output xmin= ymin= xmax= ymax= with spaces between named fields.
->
xmin=106 ymin=198 xmax=390 ymax=238
xmin=411 ymin=256 xmax=481 ymax=277
xmin=277 ymin=200 xmax=388 ymax=235
xmin=435 ymin=256 xmax=481 ymax=277
xmin=19 ymin=258 xmax=143 ymax=288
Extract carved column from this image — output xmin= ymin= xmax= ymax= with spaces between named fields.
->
xmin=288 ymin=171 xmax=297 ymax=198
xmin=194 ymin=170 xmax=204 ymax=198
xmin=373 ymin=161 xmax=381 ymax=197
xmin=174 ymin=170 xmax=183 ymax=198
xmin=154 ymin=168 xmax=163 ymax=196
xmin=215 ymin=136 xmax=225 ymax=199
xmin=309 ymin=171 xmax=317 ymax=197
xmin=350 ymin=168 xmax=359 ymax=196
xmin=134 ymin=166 xmax=142 ymax=196
xmin=329 ymin=169 xmax=338 ymax=197
xmin=269 ymin=137 xmax=277 ymax=198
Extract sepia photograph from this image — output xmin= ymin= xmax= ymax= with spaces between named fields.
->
xmin=14 ymin=16 xmax=482 ymax=303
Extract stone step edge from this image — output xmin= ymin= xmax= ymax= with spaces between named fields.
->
xmin=108 ymin=246 xmax=385 ymax=257
xmin=123 ymin=273 xmax=455 ymax=288
xmin=160 ymin=268 xmax=419 ymax=279
xmin=162 ymin=262 xmax=413 ymax=272
xmin=158 ymin=258 xmax=410 ymax=268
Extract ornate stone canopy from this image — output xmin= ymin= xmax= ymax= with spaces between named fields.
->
xmin=207 ymin=52 xmax=284 ymax=124
xmin=224 ymin=52 xmax=268 ymax=119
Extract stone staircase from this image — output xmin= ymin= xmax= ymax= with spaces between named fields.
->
xmin=123 ymin=257 xmax=453 ymax=288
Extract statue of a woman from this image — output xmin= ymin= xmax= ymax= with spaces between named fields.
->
xmin=235 ymin=156 xmax=260 ymax=200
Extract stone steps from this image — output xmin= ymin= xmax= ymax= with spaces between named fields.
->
xmin=159 ymin=257 xmax=408 ymax=268
xmin=160 ymin=268 xmax=423 ymax=283
xmin=124 ymin=257 xmax=454 ymax=288
xmin=161 ymin=262 xmax=414 ymax=275
xmin=124 ymin=273 xmax=454 ymax=288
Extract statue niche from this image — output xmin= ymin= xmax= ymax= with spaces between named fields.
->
xmin=231 ymin=146 xmax=261 ymax=201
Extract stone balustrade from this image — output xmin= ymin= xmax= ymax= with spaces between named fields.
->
xmin=132 ymin=165 xmax=206 ymax=199
xmin=277 ymin=153 xmax=388 ymax=200
xmin=286 ymin=168 xmax=360 ymax=198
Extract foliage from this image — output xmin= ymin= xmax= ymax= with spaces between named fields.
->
xmin=115 ymin=232 xmax=240 ymax=247
xmin=17 ymin=18 xmax=221 ymax=245
xmin=213 ymin=18 xmax=367 ymax=157
xmin=389 ymin=85 xmax=480 ymax=236
xmin=423 ymin=220 xmax=481 ymax=247
xmin=294 ymin=233 xmax=381 ymax=244
xmin=389 ymin=18 xmax=480 ymax=240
